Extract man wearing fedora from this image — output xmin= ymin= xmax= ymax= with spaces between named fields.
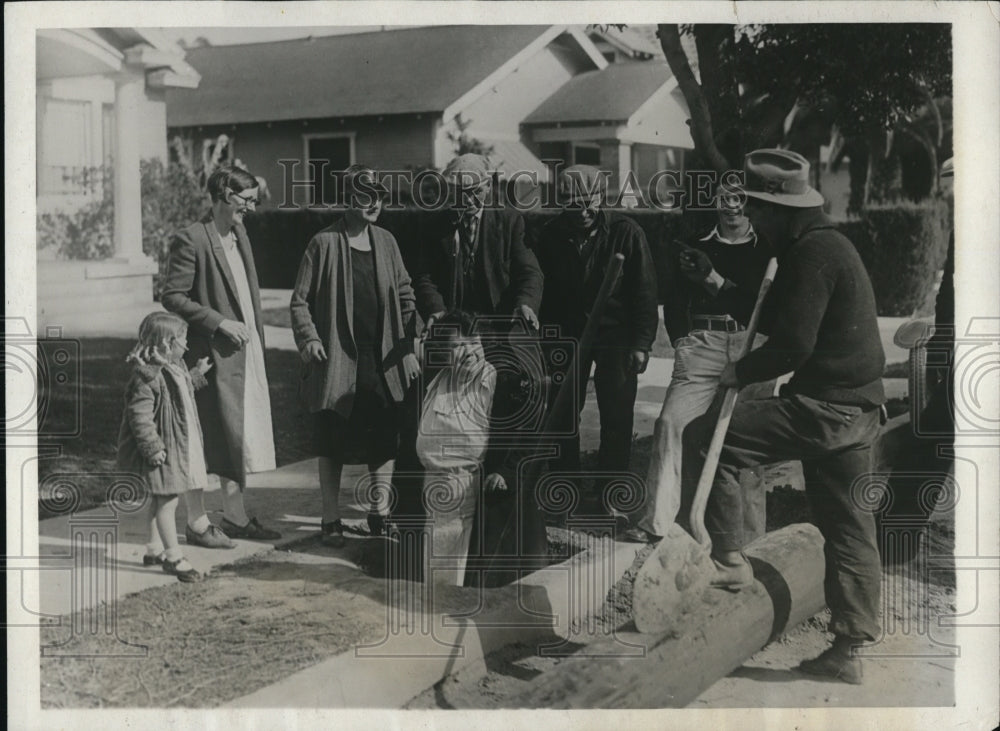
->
xmin=536 ymin=164 xmax=658 ymax=504
xmin=685 ymin=149 xmax=887 ymax=684
xmin=412 ymin=153 xmax=543 ymax=330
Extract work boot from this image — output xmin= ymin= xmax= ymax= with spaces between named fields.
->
xmin=798 ymin=638 xmax=864 ymax=685
xmin=709 ymin=552 xmax=754 ymax=590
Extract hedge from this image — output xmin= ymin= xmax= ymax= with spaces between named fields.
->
xmin=838 ymin=200 xmax=951 ymax=316
xmin=242 ymin=202 xmax=951 ymax=317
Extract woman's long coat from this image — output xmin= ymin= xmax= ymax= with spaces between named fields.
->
xmin=161 ymin=215 xmax=267 ymax=482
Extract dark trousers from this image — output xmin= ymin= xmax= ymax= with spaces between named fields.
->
xmin=555 ymin=344 xmax=638 ymax=478
xmin=685 ymin=392 xmax=883 ymax=641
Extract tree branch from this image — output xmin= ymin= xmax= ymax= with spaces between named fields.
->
xmin=658 ymin=24 xmax=731 ymax=174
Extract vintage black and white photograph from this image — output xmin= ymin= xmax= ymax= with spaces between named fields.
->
xmin=6 ymin=1 xmax=999 ymax=726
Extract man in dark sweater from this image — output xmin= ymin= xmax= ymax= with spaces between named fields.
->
xmin=686 ymin=149 xmax=886 ymax=685
xmin=536 ymin=164 xmax=658 ymax=492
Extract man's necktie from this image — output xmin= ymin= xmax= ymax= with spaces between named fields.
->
xmin=461 ymin=214 xmax=479 ymax=274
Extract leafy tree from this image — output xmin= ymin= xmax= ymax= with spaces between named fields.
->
xmin=447 ymin=114 xmax=496 ymax=160
xmin=657 ymin=23 xmax=951 ymax=211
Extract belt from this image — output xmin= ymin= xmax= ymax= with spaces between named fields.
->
xmin=691 ymin=315 xmax=743 ymax=333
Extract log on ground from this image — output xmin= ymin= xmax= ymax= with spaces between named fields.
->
xmin=513 ymin=522 xmax=827 ymax=709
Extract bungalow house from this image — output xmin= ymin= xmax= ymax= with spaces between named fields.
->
xmin=36 ymin=28 xmax=199 ymax=334
xmin=522 ymin=61 xmax=691 ymax=206
xmin=165 ymin=25 xmax=693 ymax=209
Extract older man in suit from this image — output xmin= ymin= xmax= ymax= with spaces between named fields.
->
xmin=412 ymin=153 xmax=543 ymax=330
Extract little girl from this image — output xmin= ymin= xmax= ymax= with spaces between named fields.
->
xmin=117 ymin=312 xmax=213 ymax=583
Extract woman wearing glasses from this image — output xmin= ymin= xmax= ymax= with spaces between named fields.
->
xmin=289 ymin=165 xmax=421 ymax=547
xmin=161 ymin=164 xmax=282 ymax=547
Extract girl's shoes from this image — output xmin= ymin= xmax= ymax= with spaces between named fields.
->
xmin=367 ymin=511 xmax=399 ymax=538
xmin=321 ymin=520 xmax=346 ymax=548
xmin=143 ymin=553 xmax=166 ymax=567
xmin=162 ymin=557 xmax=203 ymax=583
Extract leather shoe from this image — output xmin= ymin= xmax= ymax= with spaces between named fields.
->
xmin=367 ymin=512 xmax=399 ymax=538
xmin=798 ymin=644 xmax=863 ymax=685
xmin=321 ymin=520 xmax=346 ymax=548
xmin=185 ymin=523 xmax=235 ymax=549
xmin=221 ymin=517 xmax=282 ymax=541
xmin=162 ymin=558 xmax=203 ymax=583
xmin=621 ymin=526 xmax=660 ymax=544
xmin=143 ymin=553 xmax=166 ymax=566
xmin=710 ymin=553 xmax=754 ymax=590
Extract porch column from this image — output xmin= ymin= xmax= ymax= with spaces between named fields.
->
xmin=112 ymin=69 xmax=146 ymax=262
xmin=616 ymin=142 xmax=633 ymax=196
xmin=598 ymin=140 xmax=635 ymax=205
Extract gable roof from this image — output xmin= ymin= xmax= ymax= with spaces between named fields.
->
xmin=523 ymin=61 xmax=674 ymax=126
xmin=167 ymin=25 xmax=553 ymax=127
xmin=588 ymin=25 xmax=663 ymax=60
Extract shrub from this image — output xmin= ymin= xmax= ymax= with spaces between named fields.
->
xmin=35 ymin=160 xmax=208 ymax=296
xmin=140 ymin=159 xmax=209 ymax=296
xmin=36 ymin=168 xmax=115 ymax=260
xmin=841 ymin=200 xmax=951 ymax=316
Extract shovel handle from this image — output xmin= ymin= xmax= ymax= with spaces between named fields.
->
xmin=689 ymin=257 xmax=778 ymax=546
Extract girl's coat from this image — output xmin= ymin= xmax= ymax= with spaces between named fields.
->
xmin=116 ymin=363 xmax=208 ymax=496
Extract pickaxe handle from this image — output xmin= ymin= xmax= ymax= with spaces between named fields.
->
xmin=688 ymin=257 xmax=778 ymax=547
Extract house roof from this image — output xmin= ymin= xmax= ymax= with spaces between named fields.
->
xmin=523 ymin=61 xmax=673 ymax=125
xmin=166 ymin=25 xmax=553 ymax=127
xmin=37 ymin=28 xmax=199 ymax=86
xmin=589 ymin=25 xmax=663 ymax=59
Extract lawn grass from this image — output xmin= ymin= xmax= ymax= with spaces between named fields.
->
xmin=37 ymin=339 xmax=312 ymax=518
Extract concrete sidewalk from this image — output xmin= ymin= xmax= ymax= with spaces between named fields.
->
xmin=32 ymin=353 xmax=668 ymax=619
xmin=33 ymin=336 xmax=906 ymax=621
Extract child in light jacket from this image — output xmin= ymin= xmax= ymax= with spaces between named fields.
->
xmin=117 ymin=312 xmax=213 ymax=582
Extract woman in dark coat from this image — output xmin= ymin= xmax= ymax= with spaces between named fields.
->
xmin=289 ymin=165 xmax=420 ymax=547
xmin=161 ymin=164 xmax=281 ymax=546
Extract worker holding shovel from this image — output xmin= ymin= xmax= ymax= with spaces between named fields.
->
xmin=684 ymin=149 xmax=887 ymax=685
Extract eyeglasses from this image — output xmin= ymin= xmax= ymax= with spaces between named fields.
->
xmin=562 ymin=198 xmax=600 ymax=211
xmin=228 ymin=189 xmax=260 ymax=207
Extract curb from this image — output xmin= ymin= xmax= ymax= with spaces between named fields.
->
xmin=227 ymin=537 xmax=640 ymax=708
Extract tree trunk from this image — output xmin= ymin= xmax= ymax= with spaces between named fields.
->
xmin=658 ymin=24 xmax=732 ymax=175
xmin=693 ymin=25 xmax=741 ymax=165
xmin=846 ymin=138 xmax=870 ymax=216
xmin=867 ymin=132 xmax=903 ymax=205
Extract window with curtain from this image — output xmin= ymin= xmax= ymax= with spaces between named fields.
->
xmin=38 ymin=98 xmax=94 ymax=195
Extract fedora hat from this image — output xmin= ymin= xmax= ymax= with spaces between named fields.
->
xmin=743 ymin=149 xmax=824 ymax=208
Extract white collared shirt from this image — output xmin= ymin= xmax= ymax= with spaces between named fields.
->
xmin=698 ymin=224 xmax=756 ymax=291
xmin=700 ymin=224 xmax=757 ymax=246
